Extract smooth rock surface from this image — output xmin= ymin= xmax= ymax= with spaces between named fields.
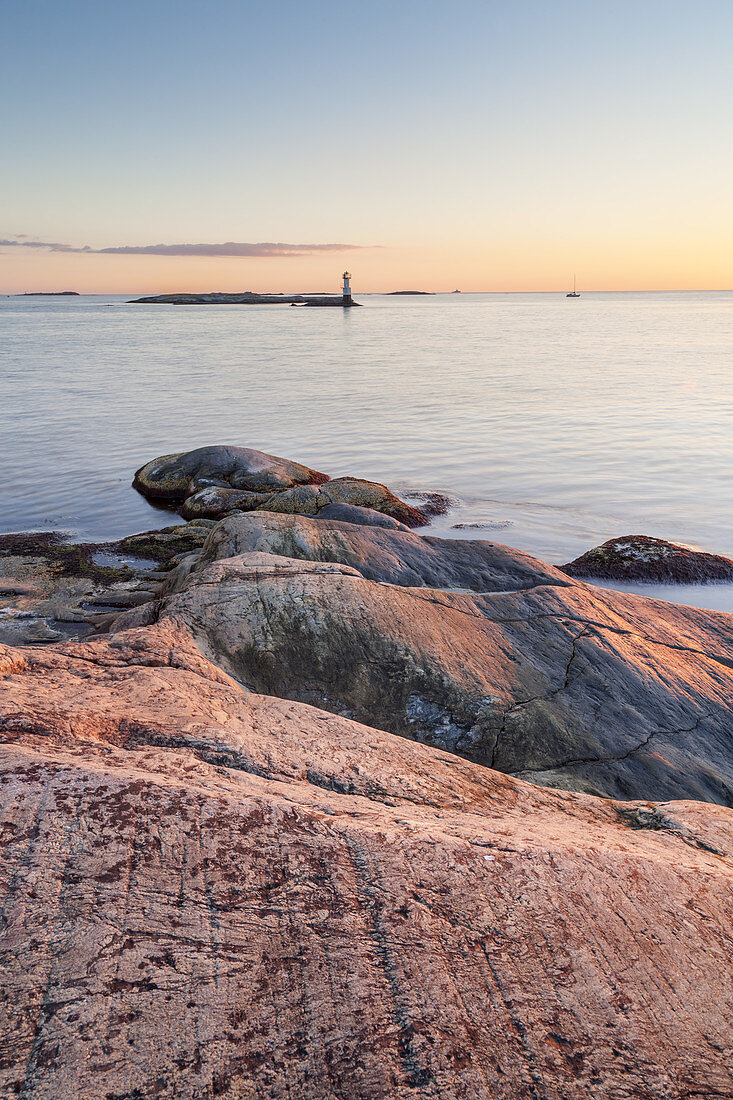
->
xmin=316 ymin=503 xmax=412 ymax=530
xmin=562 ymin=534 xmax=733 ymax=583
xmin=188 ymin=511 xmax=572 ymax=590
xmin=133 ymin=445 xmax=330 ymax=501
xmin=0 ymin=622 xmax=731 ymax=1099
xmin=137 ymin=513 xmax=733 ymax=804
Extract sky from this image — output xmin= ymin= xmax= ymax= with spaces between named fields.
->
xmin=2 ymin=0 xmax=732 ymax=293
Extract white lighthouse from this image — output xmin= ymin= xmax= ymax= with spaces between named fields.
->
xmin=342 ymin=271 xmax=353 ymax=305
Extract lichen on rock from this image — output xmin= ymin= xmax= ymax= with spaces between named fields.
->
xmin=562 ymin=534 xmax=733 ymax=583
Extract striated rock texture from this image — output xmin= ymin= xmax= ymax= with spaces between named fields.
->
xmin=562 ymin=534 xmax=733 ymax=583
xmin=1 ymin=622 xmax=732 ymax=1099
xmin=126 ymin=512 xmax=733 ymax=805
xmin=133 ymin=446 xmax=428 ymax=527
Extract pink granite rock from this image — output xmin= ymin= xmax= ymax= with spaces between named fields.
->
xmin=0 ymin=623 xmax=731 ymax=1098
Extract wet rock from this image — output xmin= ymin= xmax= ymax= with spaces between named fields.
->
xmin=0 ymin=609 xmax=65 ymax=645
xmin=562 ymin=535 xmax=733 ymax=583
xmin=452 ymin=520 xmax=513 ymax=531
xmin=0 ymin=524 xmax=208 ymax=646
xmin=179 ymin=487 xmax=273 ymax=520
xmin=261 ymin=477 xmax=427 ymax=527
xmin=401 ymin=490 xmax=456 ymax=517
xmin=0 ymin=621 xmax=731 ymax=1099
xmin=133 ymin=513 xmax=733 ymax=805
xmin=119 ymin=520 xmax=215 ymax=561
xmin=133 ymin=444 xmax=330 ymax=501
xmin=133 ymin=446 xmax=431 ymax=526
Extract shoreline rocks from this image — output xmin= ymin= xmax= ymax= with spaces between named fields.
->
xmin=114 ymin=510 xmax=733 ymax=805
xmin=3 ymin=458 xmax=733 ymax=1096
xmin=133 ymin=445 xmax=330 ymax=500
xmin=0 ymin=522 xmax=213 ymax=645
xmin=562 ymin=534 xmax=733 ymax=584
xmin=133 ymin=445 xmax=431 ymax=526
xmin=0 ymin=621 xmax=732 ymax=1098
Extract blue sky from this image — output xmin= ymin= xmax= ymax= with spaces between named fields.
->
xmin=2 ymin=0 xmax=732 ymax=290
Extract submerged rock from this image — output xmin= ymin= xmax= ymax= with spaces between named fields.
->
xmin=0 ymin=621 xmax=731 ymax=1098
xmin=401 ymin=490 xmax=455 ymax=517
xmin=562 ymin=534 xmax=733 ymax=583
xmin=123 ymin=512 xmax=733 ymax=805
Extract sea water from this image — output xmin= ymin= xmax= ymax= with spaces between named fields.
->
xmin=1 ymin=290 xmax=731 ymax=610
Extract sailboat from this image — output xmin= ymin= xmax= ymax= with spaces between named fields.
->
xmin=566 ymin=274 xmax=580 ymax=298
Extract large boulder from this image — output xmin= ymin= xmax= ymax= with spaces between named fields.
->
xmin=187 ymin=511 xmax=572 ymax=590
xmin=0 ymin=622 xmax=731 ymax=1099
xmin=133 ymin=444 xmax=330 ymax=501
xmin=130 ymin=513 xmax=733 ymax=805
xmin=562 ymin=534 xmax=733 ymax=583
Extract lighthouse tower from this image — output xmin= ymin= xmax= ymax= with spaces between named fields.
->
xmin=342 ymin=271 xmax=353 ymax=306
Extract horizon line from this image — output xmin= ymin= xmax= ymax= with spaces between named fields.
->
xmin=4 ymin=287 xmax=733 ymax=296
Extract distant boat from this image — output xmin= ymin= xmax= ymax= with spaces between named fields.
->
xmin=566 ymin=275 xmax=580 ymax=298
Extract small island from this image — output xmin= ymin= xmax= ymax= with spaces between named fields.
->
xmin=129 ymin=291 xmax=361 ymax=307
xmin=131 ymin=272 xmax=362 ymax=307
xmin=387 ymin=290 xmax=435 ymax=295
xmin=17 ymin=291 xmax=79 ymax=296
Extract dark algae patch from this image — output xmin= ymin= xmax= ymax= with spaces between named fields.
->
xmin=0 ymin=523 xmax=215 ymax=646
xmin=0 ymin=522 xmax=214 ymax=581
xmin=0 ymin=532 xmax=132 ymax=585
xmin=118 ymin=522 xmax=215 ymax=565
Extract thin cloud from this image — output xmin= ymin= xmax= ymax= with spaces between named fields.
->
xmin=0 ymin=238 xmax=78 ymax=252
xmin=0 ymin=238 xmax=365 ymax=258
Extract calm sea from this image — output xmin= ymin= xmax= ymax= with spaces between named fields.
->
xmin=2 ymin=291 xmax=731 ymax=610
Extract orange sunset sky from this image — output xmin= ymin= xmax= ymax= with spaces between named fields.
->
xmin=2 ymin=0 xmax=732 ymax=294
